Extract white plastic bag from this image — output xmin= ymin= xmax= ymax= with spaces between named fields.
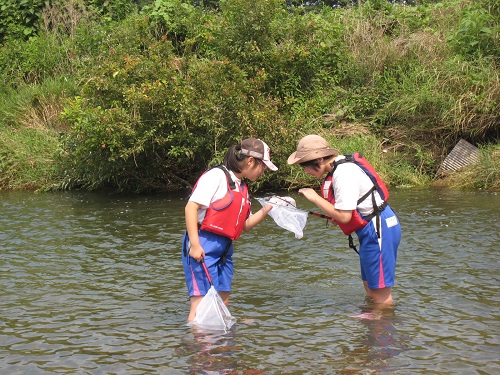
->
xmin=191 ymin=285 xmax=236 ymax=332
xmin=257 ymin=196 xmax=308 ymax=239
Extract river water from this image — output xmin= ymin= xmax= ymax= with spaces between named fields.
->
xmin=0 ymin=188 xmax=498 ymax=374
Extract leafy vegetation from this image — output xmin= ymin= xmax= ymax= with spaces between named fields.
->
xmin=0 ymin=0 xmax=498 ymax=192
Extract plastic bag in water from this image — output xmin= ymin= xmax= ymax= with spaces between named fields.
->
xmin=190 ymin=285 xmax=236 ymax=332
xmin=257 ymin=196 xmax=308 ymax=239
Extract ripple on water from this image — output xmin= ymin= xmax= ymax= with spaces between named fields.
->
xmin=0 ymin=190 xmax=499 ymax=374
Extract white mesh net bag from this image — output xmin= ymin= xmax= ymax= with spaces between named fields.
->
xmin=189 ymin=261 xmax=237 ymax=332
xmin=190 ymin=285 xmax=236 ymax=332
xmin=256 ymin=196 xmax=308 ymax=239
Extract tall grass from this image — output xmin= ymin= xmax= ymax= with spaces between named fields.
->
xmin=0 ymin=77 xmax=75 ymax=190
xmin=0 ymin=126 xmax=61 ymax=190
xmin=338 ymin=0 xmax=498 ymax=180
xmin=0 ymin=0 xmax=498 ymax=191
xmin=0 ymin=77 xmax=74 ymax=127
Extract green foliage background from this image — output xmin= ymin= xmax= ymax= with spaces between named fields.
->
xmin=0 ymin=0 xmax=498 ymax=192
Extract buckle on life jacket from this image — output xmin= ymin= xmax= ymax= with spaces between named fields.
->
xmin=220 ymin=241 xmax=232 ymax=265
xmin=364 ymin=201 xmax=388 ymax=222
xmin=348 ymin=234 xmax=359 ymax=254
xmin=349 ymin=202 xmax=388 ymax=255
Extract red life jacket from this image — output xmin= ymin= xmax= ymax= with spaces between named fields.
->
xmin=321 ymin=153 xmax=389 ymax=236
xmin=196 ymin=166 xmax=251 ymax=240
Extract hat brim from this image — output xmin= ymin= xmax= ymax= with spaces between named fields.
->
xmin=263 ymin=160 xmax=278 ymax=171
xmin=287 ymin=149 xmax=338 ymax=165
xmin=287 ymin=151 xmax=301 ymax=165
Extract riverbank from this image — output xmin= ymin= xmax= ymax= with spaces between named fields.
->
xmin=1 ymin=0 xmax=498 ymax=192
xmin=1 ymin=127 xmax=498 ymax=192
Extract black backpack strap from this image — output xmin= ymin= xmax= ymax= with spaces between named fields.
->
xmin=357 ymin=185 xmax=376 ymax=205
xmin=220 ymin=240 xmax=232 ymax=265
xmin=331 ymin=155 xmax=348 ymax=171
xmin=214 ymin=165 xmax=236 ymax=190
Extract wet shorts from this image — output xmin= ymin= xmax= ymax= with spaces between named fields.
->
xmin=356 ymin=205 xmax=401 ymax=290
xmin=182 ymin=229 xmax=234 ymax=297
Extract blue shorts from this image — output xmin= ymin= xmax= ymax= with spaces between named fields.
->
xmin=356 ymin=205 xmax=401 ymax=290
xmin=182 ymin=230 xmax=234 ymax=297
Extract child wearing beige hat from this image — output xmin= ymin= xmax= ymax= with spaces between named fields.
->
xmin=288 ymin=135 xmax=401 ymax=305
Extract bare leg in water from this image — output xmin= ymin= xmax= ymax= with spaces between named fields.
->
xmin=363 ymin=281 xmax=393 ymax=305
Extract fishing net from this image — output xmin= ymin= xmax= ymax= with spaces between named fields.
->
xmin=256 ymin=196 xmax=308 ymax=239
xmin=190 ymin=286 xmax=237 ymax=332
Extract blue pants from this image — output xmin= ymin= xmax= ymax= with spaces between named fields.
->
xmin=182 ymin=230 xmax=234 ymax=297
xmin=357 ymin=205 xmax=401 ymax=289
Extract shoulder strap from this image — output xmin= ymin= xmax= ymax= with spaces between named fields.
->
xmin=214 ymin=165 xmax=237 ymax=190
xmin=331 ymin=154 xmax=355 ymax=172
xmin=188 ymin=164 xmax=237 ymax=199
xmin=331 ymin=153 xmax=385 ymax=205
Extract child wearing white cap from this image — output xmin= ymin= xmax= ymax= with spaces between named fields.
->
xmin=182 ymin=138 xmax=278 ymax=322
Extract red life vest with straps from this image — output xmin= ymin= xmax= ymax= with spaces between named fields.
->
xmin=321 ymin=153 xmax=389 ymax=236
xmin=196 ymin=165 xmax=251 ymax=240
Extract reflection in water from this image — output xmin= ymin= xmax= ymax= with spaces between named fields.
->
xmin=179 ymin=325 xmax=269 ymax=375
xmin=345 ymin=303 xmax=411 ymax=373
xmin=178 ymin=328 xmax=240 ymax=375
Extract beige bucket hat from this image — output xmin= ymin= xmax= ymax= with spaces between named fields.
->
xmin=287 ymin=135 xmax=339 ymax=165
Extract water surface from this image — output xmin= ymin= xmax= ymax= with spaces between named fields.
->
xmin=1 ymin=189 xmax=498 ymax=374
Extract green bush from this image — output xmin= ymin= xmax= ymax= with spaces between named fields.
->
xmin=57 ymin=12 xmax=286 ymax=191
xmin=446 ymin=0 xmax=499 ymax=59
xmin=0 ymin=33 xmax=73 ymax=91
xmin=0 ymin=0 xmax=45 ymax=41
xmin=1 ymin=0 xmax=498 ymax=192
xmin=0 ymin=0 xmax=142 ymax=43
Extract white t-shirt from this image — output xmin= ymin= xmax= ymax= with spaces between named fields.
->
xmin=332 ymin=155 xmax=383 ymax=216
xmin=189 ymin=167 xmax=243 ymax=224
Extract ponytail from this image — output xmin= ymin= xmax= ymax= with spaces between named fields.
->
xmin=223 ymin=144 xmax=248 ymax=173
